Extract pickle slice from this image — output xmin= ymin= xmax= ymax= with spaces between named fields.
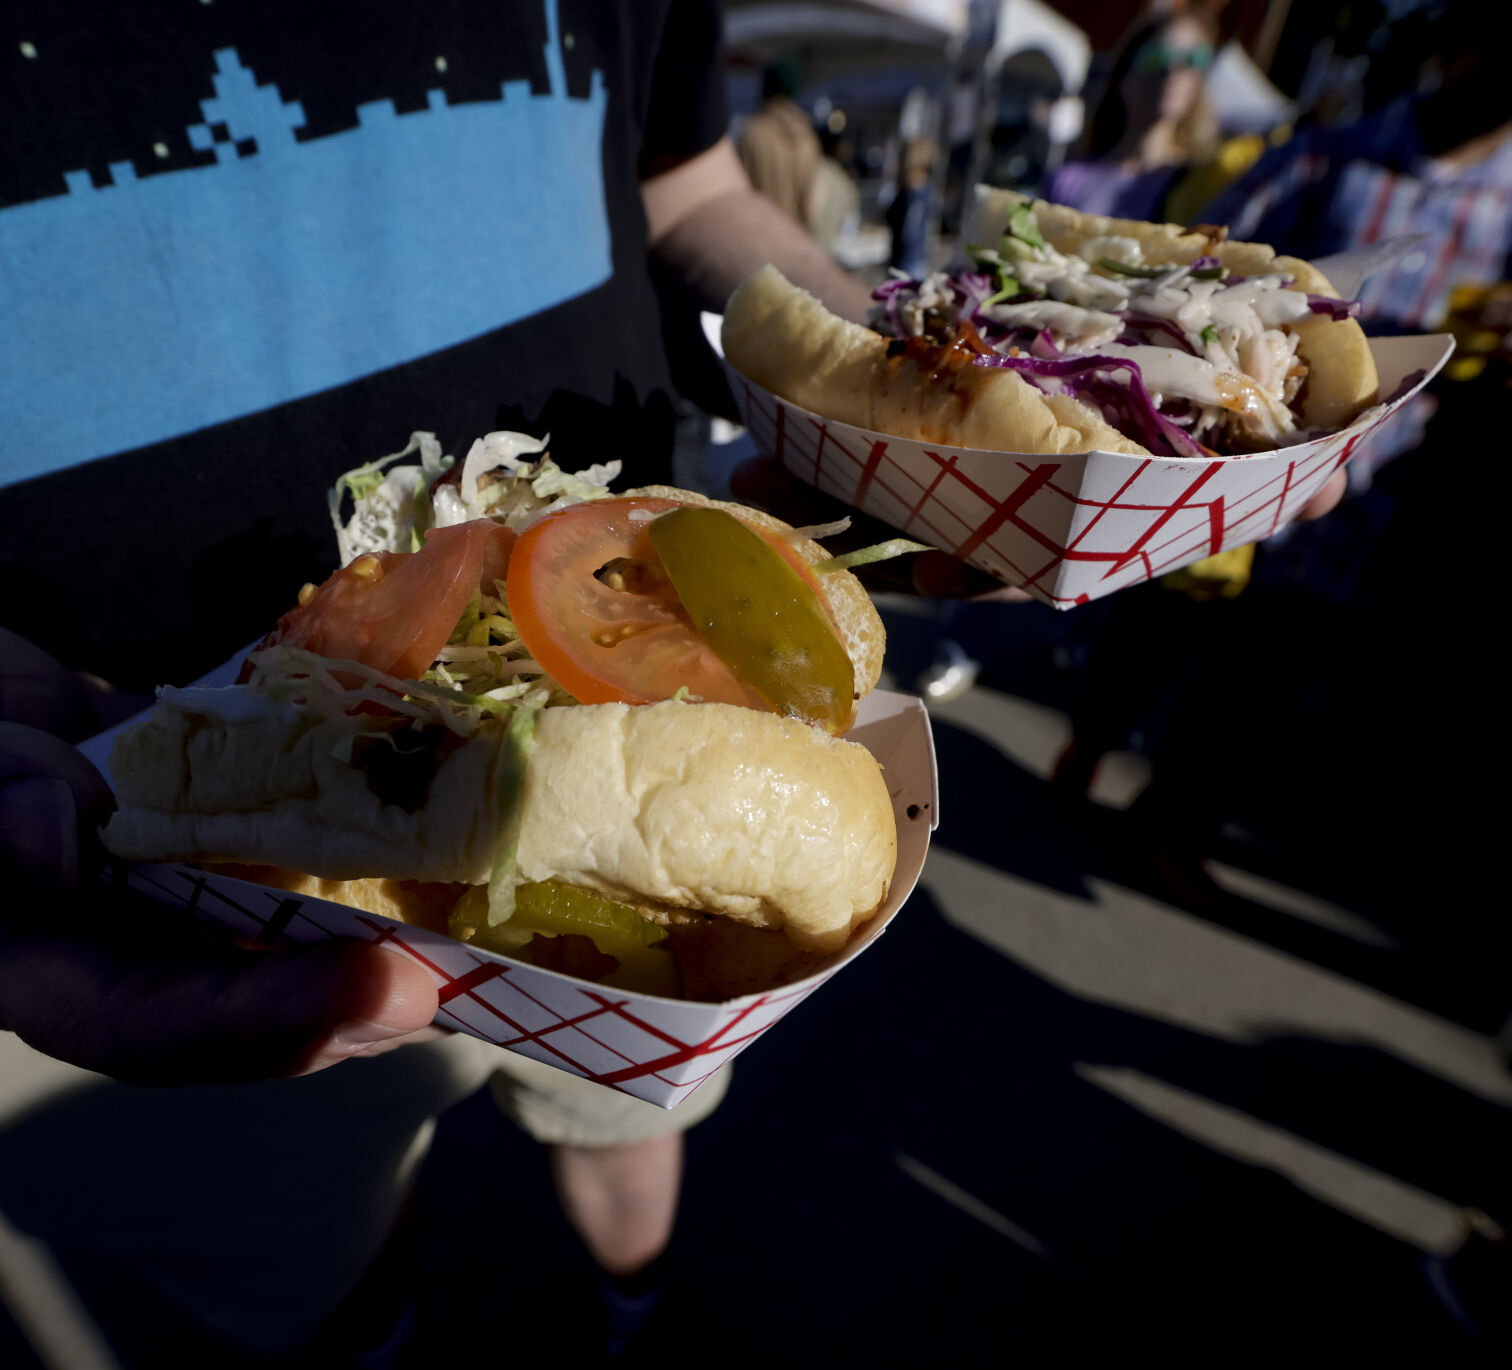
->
xmin=648 ymin=507 xmax=853 ymax=732
xmin=451 ymin=881 xmax=678 ymax=996
xmin=454 ymin=880 xmax=666 ymax=949
xmin=513 ymin=880 xmax=669 ymax=948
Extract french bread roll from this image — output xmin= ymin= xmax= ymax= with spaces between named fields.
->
xmin=104 ymin=696 xmax=896 ymax=953
xmin=723 ymin=264 xmax=1149 ymax=455
xmin=723 ymin=192 xmax=1379 ymax=456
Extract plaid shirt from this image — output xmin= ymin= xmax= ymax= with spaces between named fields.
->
xmin=1336 ymin=137 xmax=1512 ymax=330
xmin=1198 ymin=100 xmax=1512 ymax=330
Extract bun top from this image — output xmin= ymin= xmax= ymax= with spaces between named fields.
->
xmin=104 ymin=696 xmax=897 ymax=953
xmin=519 ymin=700 xmax=896 ymax=952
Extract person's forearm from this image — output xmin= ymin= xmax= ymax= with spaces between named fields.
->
xmin=642 ymin=137 xmax=873 ymax=323
xmin=652 ymin=185 xmax=874 ymax=323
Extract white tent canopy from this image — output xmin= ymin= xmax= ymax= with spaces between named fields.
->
xmin=724 ymin=0 xmax=967 ymax=54
xmin=990 ymin=0 xmax=1091 ymax=96
xmin=1207 ymin=40 xmax=1297 ymax=133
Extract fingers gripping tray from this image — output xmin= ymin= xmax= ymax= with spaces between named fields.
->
xmin=82 ymin=689 xmax=937 ymax=1109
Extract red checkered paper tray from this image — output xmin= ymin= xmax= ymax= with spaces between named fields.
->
xmin=725 ymin=333 xmax=1453 ymax=608
xmin=79 ymin=684 xmax=937 ymax=1109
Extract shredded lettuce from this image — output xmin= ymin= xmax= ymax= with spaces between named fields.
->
xmin=529 ymin=461 xmax=623 ymax=504
xmin=244 ymin=643 xmax=545 ymax=736
xmin=440 ymin=430 xmax=621 ymax=531
xmin=786 ymin=516 xmax=853 ymax=541
xmin=436 ymin=446 xmax=622 ymax=533
xmin=343 ymin=469 xmax=386 ymax=502
xmin=332 ymin=429 xmax=624 ymax=561
xmin=459 ymin=430 xmax=549 ymax=507
xmin=1007 ymin=203 xmax=1046 ymax=250
xmin=330 ymin=432 xmax=454 ymax=566
xmin=816 ymin=538 xmax=933 ymax=573
xmin=1098 ymin=257 xmax=1170 ymax=280
xmin=485 ymin=700 xmax=541 ymax=928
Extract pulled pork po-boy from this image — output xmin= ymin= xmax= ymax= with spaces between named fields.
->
xmin=102 ymin=433 xmax=902 ymax=1001
xmin=723 ymin=186 xmax=1379 ymax=459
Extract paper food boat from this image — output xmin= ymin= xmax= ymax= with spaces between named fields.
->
xmin=82 ymin=688 xmax=936 ymax=1109
xmin=725 ymin=333 xmax=1453 ymax=608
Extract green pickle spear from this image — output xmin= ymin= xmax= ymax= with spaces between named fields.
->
xmin=451 ymin=881 xmax=678 ymax=997
xmin=647 ymin=507 xmax=853 ymax=732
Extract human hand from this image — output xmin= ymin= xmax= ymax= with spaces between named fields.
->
xmin=729 ymin=461 xmax=1350 ymax=601
xmin=1297 ymin=469 xmax=1348 ymax=523
xmin=0 ymin=627 xmax=111 ymax=740
xmin=0 ymin=720 xmax=442 ymax=1084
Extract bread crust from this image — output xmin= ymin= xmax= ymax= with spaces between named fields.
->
xmin=104 ymin=696 xmax=896 ymax=953
xmin=724 ymin=193 xmax=1378 ymax=456
xmin=723 ymin=265 xmax=1147 ymax=456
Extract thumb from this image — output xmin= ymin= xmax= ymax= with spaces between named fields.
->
xmin=296 ymin=941 xmax=446 ymax=1074
xmin=161 ymin=939 xmax=443 ymax=1082
xmin=0 ymin=915 xmax=441 ymax=1085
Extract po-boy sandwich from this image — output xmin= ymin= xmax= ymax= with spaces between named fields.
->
xmin=723 ymin=187 xmax=1379 ymax=460
xmin=102 ymin=434 xmax=901 ymax=1001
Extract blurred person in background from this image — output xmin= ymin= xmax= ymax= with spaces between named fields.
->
xmin=1046 ymin=6 xmax=1220 ymax=221
xmin=1042 ymin=4 xmax=1247 ymax=820
xmin=808 ymin=117 xmax=861 ymax=259
xmin=886 ymin=136 xmax=938 ymax=279
xmin=1105 ymin=20 xmax=1512 ymax=1330
xmin=737 ymin=59 xmax=821 ymax=227
xmin=1187 ymin=0 xmax=1511 ymax=531
xmin=1196 ymin=0 xmax=1512 ymax=340
xmin=1055 ymin=3 xmax=1510 ymax=969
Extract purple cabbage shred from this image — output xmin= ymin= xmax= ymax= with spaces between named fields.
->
xmin=1306 ymin=295 xmax=1363 ymax=321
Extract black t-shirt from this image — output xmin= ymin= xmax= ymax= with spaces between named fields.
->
xmin=0 ymin=0 xmax=727 ymax=687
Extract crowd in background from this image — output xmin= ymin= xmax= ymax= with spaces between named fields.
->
xmin=736 ymin=0 xmax=1512 ymax=359
xmin=728 ymin=0 xmax=1506 ymax=1102
xmin=730 ymin=0 xmax=1510 ymax=790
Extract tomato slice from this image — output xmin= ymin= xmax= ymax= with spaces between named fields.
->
xmin=509 ymin=498 xmax=816 ymax=710
xmin=251 ymin=521 xmax=516 ymax=682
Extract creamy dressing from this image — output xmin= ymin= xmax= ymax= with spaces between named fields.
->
xmin=882 ymin=215 xmax=1337 ymax=447
xmin=982 ymin=299 xmax=1123 ymax=349
xmin=1010 ymin=241 xmax=1311 ymax=442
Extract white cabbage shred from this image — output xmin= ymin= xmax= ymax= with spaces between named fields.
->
xmin=332 ymin=429 xmax=622 ymax=563
xmin=888 ymin=203 xmax=1327 ymax=448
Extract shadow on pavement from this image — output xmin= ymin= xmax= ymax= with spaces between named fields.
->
xmin=418 ymin=890 xmax=1506 ymax=1365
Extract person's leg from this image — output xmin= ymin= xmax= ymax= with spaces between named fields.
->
xmin=1054 ymin=586 xmax=1203 ymax=798
xmin=548 ymin=1132 xmax=683 ymax=1277
xmin=489 ymin=1053 xmax=729 ymax=1269
xmin=489 ymin=1054 xmax=731 ymax=1352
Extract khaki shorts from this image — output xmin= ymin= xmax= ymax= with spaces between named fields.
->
xmin=488 ymin=1047 xmax=732 ymax=1147
xmin=0 ymin=1033 xmax=727 ymax=1358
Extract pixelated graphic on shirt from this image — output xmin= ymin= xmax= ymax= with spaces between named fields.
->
xmin=0 ymin=0 xmax=610 ymax=486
